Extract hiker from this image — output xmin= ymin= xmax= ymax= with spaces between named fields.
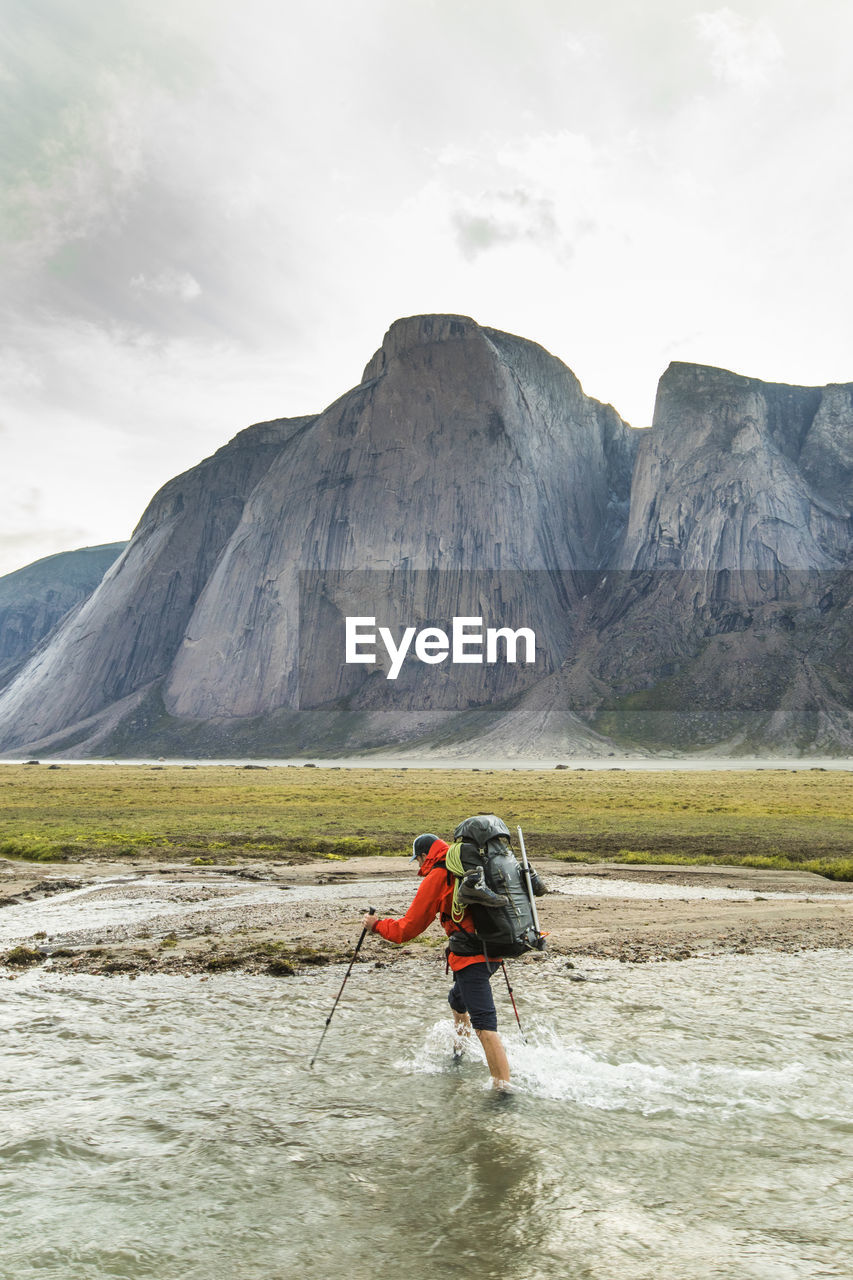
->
xmin=362 ymin=820 xmax=547 ymax=1089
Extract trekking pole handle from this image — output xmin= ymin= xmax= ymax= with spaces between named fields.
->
xmin=516 ymin=825 xmax=541 ymax=934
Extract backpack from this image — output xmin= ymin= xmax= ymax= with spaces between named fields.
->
xmin=446 ymin=814 xmax=545 ymax=959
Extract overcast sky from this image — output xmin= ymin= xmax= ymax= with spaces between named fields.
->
xmin=2 ymin=0 xmax=852 ymax=575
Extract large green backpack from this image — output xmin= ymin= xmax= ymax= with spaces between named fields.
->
xmin=446 ymin=814 xmax=545 ymax=959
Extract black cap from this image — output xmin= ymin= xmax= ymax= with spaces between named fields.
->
xmin=411 ymin=833 xmax=439 ymax=861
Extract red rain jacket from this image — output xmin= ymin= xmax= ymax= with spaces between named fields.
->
xmin=373 ymin=838 xmax=490 ymax=971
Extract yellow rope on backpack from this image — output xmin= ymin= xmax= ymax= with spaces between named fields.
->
xmin=444 ymin=841 xmax=467 ymax=923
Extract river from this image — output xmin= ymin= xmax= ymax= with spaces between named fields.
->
xmin=2 ymin=947 xmax=851 ymax=1280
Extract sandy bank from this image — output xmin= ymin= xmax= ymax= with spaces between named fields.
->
xmin=2 ymin=856 xmax=852 ymax=978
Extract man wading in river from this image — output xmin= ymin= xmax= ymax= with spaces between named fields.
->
xmin=362 ymin=824 xmax=546 ymax=1089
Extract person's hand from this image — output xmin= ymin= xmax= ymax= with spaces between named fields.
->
xmin=362 ymin=911 xmax=378 ymax=931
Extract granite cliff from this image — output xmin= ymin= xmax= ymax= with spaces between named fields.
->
xmin=164 ymin=315 xmax=634 ymax=721
xmin=623 ymin=362 xmax=851 ymax=574
xmin=479 ymin=362 xmax=853 ymax=754
xmin=0 ymin=318 xmax=849 ymax=758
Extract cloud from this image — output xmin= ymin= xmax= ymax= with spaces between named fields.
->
xmin=0 ymin=306 xmax=335 ymax=575
xmin=439 ymin=130 xmax=613 ymax=277
xmin=2 ymin=0 xmax=853 ymax=579
xmin=694 ymin=8 xmax=783 ymax=91
xmin=0 ymin=529 xmax=91 ymax=577
xmin=130 ymin=268 xmax=202 ymax=301
xmin=452 ymin=191 xmax=562 ymax=261
xmin=2 ymin=55 xmax=169 ymax=278
xmin=0 ymin=477 xmax=91 ymax=579
xmin=0 ymin=349 xmax=43 ymax=394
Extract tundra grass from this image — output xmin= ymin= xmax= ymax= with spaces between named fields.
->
xmin=0 ymin=763 xmax=850 ymax=878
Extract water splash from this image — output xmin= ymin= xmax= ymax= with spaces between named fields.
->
xmin=393 ymin=1018 xmax=488 ymax=1076
xmin=507 ymin=1021 xmax=806 ymax=1115
xmin=394 ymin=1015 xmax=807 ymax=1118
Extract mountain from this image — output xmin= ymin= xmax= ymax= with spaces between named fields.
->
xmin=163 ymin=316 xmax=634 ymax=721
xmin=623 ymin=362 xmax=851 ymax=573
xmin=496 ymin=362 xmax=853 ymax=754
xmin=0 ymin=543 xmax=126 ymax=690
xmin=0 ymin=317 xmax=850 ymax=758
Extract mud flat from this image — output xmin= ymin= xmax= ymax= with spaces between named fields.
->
xmin=2 ymin=855 xmax=852 ymax=979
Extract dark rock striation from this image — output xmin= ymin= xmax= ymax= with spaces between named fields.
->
xmin=0 ymin=318 xmax=850 ymax=758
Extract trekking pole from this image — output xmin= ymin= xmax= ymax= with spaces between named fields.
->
xmin=308 ymin=907 xmax=375 ymax=1069
xmin=500 ymin=961 xmax=526 ymax=1043
xmin=516 ymin=826 xmax=541 ymax=934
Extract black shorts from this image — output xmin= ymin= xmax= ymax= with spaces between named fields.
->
xmin=447 ymin=961 xmax=499 ymax=1032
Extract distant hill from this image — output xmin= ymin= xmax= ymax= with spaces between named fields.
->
xmin=0 ymin=543 xmax=126 ymax=689
xmin=0 ymin=314 xmax=850 ymax=759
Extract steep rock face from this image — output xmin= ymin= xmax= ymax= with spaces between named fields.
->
xmin=563 ymin=363 xmax=853 ymax=751
xmin=799 ymin=384 xmax=853 ymax=508
xmin=622 ymin=363 xmax=852 ymax=577
xmin=0 ymin=418 xmax=313 ymax=748
xmin=163 ymin=316 xmax=635 ymax=719
xmin=0 ymin=543 xmax=126 ymax=688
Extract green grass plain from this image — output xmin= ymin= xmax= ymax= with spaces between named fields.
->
xmin=1 ymin=763 xmax=851 ymax=879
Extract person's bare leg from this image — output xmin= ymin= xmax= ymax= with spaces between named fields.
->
xmin=452 ymin=1010 xmax=471 ymax=1055
xmin=476 ymin=1029 xmax=510 ymax=1088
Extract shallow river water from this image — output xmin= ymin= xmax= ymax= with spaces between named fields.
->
xmin=2 ymin=948 xmax=851 ymax=1280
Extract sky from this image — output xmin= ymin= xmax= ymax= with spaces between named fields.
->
xmin=2 ymin=0 xmax=852 ymax=576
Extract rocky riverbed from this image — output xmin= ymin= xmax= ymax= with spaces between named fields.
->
xmin=2 ymin=856 xmax=852 ymax=979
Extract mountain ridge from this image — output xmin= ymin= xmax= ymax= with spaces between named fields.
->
xmin=0 ymin=314 xmax=850 ymax=758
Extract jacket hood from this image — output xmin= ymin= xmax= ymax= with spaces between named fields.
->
xmin=418 ymin=838 xmax=449 ymax=876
